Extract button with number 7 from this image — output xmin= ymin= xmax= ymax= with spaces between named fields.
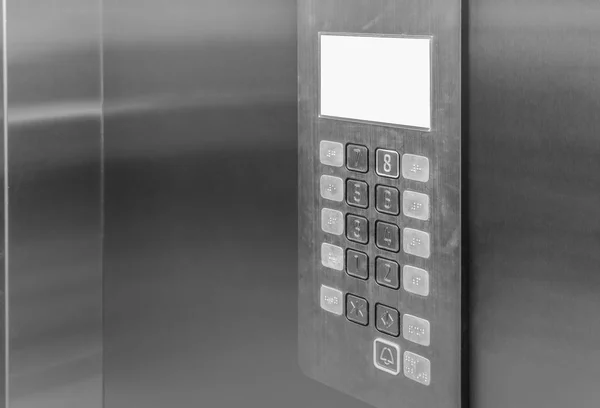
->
xmin=376 ymin=149 xmax=399 ymax=178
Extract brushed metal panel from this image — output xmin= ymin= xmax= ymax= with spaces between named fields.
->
xmin=298 ymin=1 xmax=462 ymax=408
xmin=468 ymin=1 xmax=600 ymax=407
xmin=102 ymin=1 xmax=369 ymax=408
xmin=4 ymin=1 xmax=103 ymax=407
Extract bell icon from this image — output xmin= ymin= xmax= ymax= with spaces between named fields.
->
xmin=380 ymin=347 xmax=395 ymax=366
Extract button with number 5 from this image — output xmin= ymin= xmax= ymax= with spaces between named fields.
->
xmin=376 ymin=149 xmax=399 ymax=179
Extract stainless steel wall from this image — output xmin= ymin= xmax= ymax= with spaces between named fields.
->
xmin=468 ymin=1 xmax=600 ymax=407
xmin=4 ymin=1 xmax=103 ymax=407
xmin=102 ymin=1 xmax=368 ymax=407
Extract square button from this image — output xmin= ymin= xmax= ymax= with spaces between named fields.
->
xmin=375 ymin=304 xmax=400 ymax=337
xmin=320 ymin=285 xmax=343 ymax=316
xmin=376 ymin=185 xmax=400 ymax=215
xmin=402 ymin=154 xmax=430 ymax=183
xmin=346 ymin=179 xmax=369 ymax=208
xmin=320 ymin=175 xmax=344 ymax=202
xmin=376 ymin=222 xmax=400 ymax=252
xmin=321 ymin=208 xmax=344 ymax=236
xmin=346 ymin=144 xmax=369 ymax=173
xmin=403 ymin=190 xmax=430 ymax=221
xmin=346 ymin=294 xmax=369 ymax=326
xmin=376 ymin=258 xmax=400 ymax=290
xmin=403 ymin=265 xmax=430 ymax=297
xmin=403 ymin=228 xmax=431 ymax=259
xmin=402 ymin=314 xmax=431 ymax=347
xmin=404 ymin=351 xmax=431 ymax=386
xmin=376 ymin=149 xmax=400 ymax=178
xmin=347 ymin=215 xmax=369 ymax=244
xmin=320 ymin=141 xmax=344 ymax=167
xmin=321 ymin=243 xmax=344 ymax=271
xmin=346 ymin=249 xmax=369 ymax=280
xmin=374 ymin=338 xmax=401 ymax=375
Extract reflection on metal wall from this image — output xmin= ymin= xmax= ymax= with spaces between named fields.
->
xmin=102 ymin=1 xmax=368 ymax=408
xmin=4 ymin=1 xmax=103 ymax=407
xmin=468 ymin=1 xmax=600 ymax=407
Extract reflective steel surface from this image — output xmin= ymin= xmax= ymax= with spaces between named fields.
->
xmin=4 ymin=1 xmax=103 ymax=407
xmin=468 ymin=1 xmax=600 ymax=407
xmin=103 ymin=1 xmax=367 ymax=408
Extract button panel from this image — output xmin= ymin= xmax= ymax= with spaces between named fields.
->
xmin=316 ymin=140 xmax=435 ymax=384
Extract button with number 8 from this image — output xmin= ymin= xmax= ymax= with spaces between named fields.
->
xmin=376 ymin=149 xmax=400 ymax=179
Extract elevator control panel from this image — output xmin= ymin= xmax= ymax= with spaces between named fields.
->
xmin=298 ymin=2 xmax=462 ymax=408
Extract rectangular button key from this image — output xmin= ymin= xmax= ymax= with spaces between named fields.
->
xmin=320 ymin=285 xmax=343 ymax=316
xmin=376 ymin=149 xmax=400 ymax=178
xmin=376 ymin=221 xmax=400 ymax=252
xmin=347 ymin=179 xmax=369 ymax=208
xmin=346 ymin=249 xmax=368 ymax=280
xmin=347 ymin=215 xmax=369 ymax=244
xmin=403 ymin=190 xmax=430 ymax=221
xmin=404 ymin=351 xmax=431 ymax=386
xmin=346 ymin=144 xmax=368 ymax=173
xmin=403 ymin=228 xmax=431 ymax=259
xmin=320 ymin=175 xmax=344 ymax=202
xmin=402 ymin=154 xmax=430 ymax=182
xmin=376 ymin=185 xmax=400 ymax=215
xmin=320 ymin=141 xmax=344 ymax=167
xmin=403 ymin=265 xmax=430 ymax=297
xmin=321 ymin=208 xmax=344 ymax=236
xmin=321 ymin=243 xmax=344 ymax=271
xmin=402 ymin=314 xmax=431 ymax=346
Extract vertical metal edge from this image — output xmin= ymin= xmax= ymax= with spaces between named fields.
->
xmin=460 ymin=0 xmax=470 ymax=407
xmin=1 ymin=0 xmax=6 ymax=405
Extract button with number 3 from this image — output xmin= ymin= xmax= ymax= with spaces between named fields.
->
xmin=376 ymin=149 xmax=399 ymax=179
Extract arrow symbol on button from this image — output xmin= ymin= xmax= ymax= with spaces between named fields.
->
xmin=381 ymin=311 xmax=394 ymax=328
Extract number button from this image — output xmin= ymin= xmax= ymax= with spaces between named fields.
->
xmin=346 ymin=144 xmax=368 ymax=173
xmin=346 ymin=180 xmax=368 ymax=208
xmin=376 ymin=221 xmax=400 ymax=252
xmin=346 ymin=215 xmax=369 ymax=244
xmin=375 ymin=258 xmax=400 ymax=290
xmin=376 ymin=185 xmax=400 ymax=215
xmin=376 ymin=149 xmax=400 ymax=178
xmin=319 ymin=141 xmax=344 ymax=167
xmin=346 ymin=249 xmax=369 ymax=280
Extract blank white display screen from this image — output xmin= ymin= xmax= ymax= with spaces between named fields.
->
xmin=320 ymin=34 xmax=432 ymax=130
